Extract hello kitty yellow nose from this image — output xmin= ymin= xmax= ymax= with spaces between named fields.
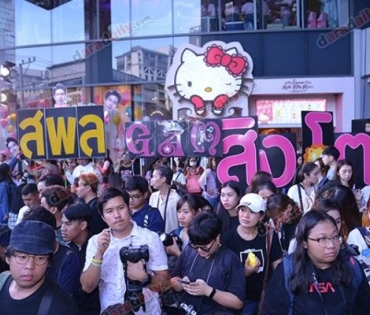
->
xmin=205 ymin=87 xmax=212 ymax=93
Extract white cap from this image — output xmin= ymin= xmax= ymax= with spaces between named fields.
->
xmin=235 ymin=193 xmax=266 ymax=213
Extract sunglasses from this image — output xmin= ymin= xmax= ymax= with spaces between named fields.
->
xmin=189 ymin=239 xmax=216 ymax=252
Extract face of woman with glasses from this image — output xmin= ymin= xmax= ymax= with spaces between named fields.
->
xmin=303 ymin=219 xmax=341 ymax=269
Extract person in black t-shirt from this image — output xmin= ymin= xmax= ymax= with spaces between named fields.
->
xmin=262 ymin=210 xmax=370 ymax=315
xmin=222 ymin=193 xmax=283 ymax=315
xmin=214 ymin=181 xmax=242 ymax=234
xmin=171 ymin=211 xmax=245 ymax=315
xmin=0 ymin=220 xmax=78 ymax=315
xmin=22 ymin=206 xmax=81 ymax=297
xmin=61 ymin=203 xmax=101 ymax=315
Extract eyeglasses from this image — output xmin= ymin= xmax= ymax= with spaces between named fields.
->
xmin=308 ymin=235 xmax=342 ymax=248
xmin=189 ymin=239 xmax=216 ymax=252
xmin=128 ymin=193 xmax=143 ymax=200
xmin=12 ymin=253 xmax=49 ymax=266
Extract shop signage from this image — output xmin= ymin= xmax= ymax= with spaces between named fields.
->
xmin=17 ymin=106 xmax=106 ymax=159
xmin=281 ymin=79 xmax=314 ymax=93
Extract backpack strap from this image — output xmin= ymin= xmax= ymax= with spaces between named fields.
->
xmin=37 ymin=279 xmax=60 ymax=315
xmin=283 ymin=256 xmax=294 ymax=315
xmin=357 ymin=227 xmax=368 ymax=239
xmin=338 ymin=255 xmax=363 ymax=314
xmin=0 ymin=271 xmax=11 ymax=292
xmin=259 ymin=227 xmax=274 ymax=314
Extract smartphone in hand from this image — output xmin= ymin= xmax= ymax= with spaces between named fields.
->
xmin=178 ymin=279 xmax=190 ymax=285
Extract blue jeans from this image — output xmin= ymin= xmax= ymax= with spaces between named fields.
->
xmin=282 ymin=13 xmax=291 ymax=26
xmin=244 ymin=14 xmax=254 ymax=30
xmin=241 ymin=300 xmax=259 ymax=315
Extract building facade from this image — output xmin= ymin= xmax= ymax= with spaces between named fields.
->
xmin=0 ymin=0 xmax=369 ymax=155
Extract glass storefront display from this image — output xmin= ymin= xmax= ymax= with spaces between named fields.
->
xmin=0 ymin=0 xmax=353 ymax=156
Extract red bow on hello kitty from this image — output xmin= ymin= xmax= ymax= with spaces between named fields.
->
xmin=205 ymin=45 xmax=247 ymax=76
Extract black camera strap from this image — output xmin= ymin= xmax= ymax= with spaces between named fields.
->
xmin=157 ymin=188 xmax=171 ymax=228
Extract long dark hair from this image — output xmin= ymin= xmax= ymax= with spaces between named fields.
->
xmin=176 ymin=194 xmax=205 ymax=215
xmin=246 ymin=171 xmax=272 ymax=193
xmin=336 ymin=159 xmax=355 ymax=188
xmin=0 ymin=164 xmax=12 ymax=183
xmin=214 ymin=181 xmax=242 ymax=232
xmin=316 ymin=182 xmax=360 ymax=239
xmin=289 ymin=210 xmax=352 ymax=294
xmin=296 ymin=162 xmax=317 ymax=183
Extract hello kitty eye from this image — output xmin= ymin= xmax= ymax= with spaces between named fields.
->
xmin=187 ymin=81 xmax=192 ymax=87
xmin=226 ymin=83 xmax=231 ymax=86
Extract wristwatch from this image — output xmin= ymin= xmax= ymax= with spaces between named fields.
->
xmin=208 ymin=287 xmax=216 ymax=299
xmin=141 ymin=274 xmax=152 ymax=287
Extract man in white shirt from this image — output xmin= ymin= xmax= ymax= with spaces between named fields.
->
xmin=172 ymin=160 xmax=186 ymax=196
xmin=80 ymin=188 xmax=169 ymax=314
xmin=15 ymin=184 xmax=40 ymax=226
xmin=71 ymin=158 xmax=102 ymax=185
xmin=149 ymin=165 xmax=180 ymax=233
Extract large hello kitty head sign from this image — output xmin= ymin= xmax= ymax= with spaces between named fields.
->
xmin=166 ymin=41 xmax=254 ymax=119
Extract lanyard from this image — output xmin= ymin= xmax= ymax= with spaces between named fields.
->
xmin=157 ymin=188 xmax=171 ymax=227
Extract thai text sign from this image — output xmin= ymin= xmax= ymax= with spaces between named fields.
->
xmin=17 ymin=107 xmax=106 ymax=159
xmin=126 ymin=113 xmax=370 ymax=188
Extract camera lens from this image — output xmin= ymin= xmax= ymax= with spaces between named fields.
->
xmin=159 ymin=233 xmax=174 ymax=247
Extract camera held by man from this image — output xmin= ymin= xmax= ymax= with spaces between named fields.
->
xmin=120 ymin=245 xmax=150 ymax=312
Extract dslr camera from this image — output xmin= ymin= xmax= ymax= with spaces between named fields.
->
xmin=159 ymin=233 xmax=183 ymax=247
xmin=180 ymin=302 xmax=197 ymax=315
xmin=119 ymin=245 xmax=150 ymax=312
xmin=120 ymin=245 xmax=150 ymax=264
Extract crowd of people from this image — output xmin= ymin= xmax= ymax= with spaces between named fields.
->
xmin=0 ymin=142 xmax=370 ymax=315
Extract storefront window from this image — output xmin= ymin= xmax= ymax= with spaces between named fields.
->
xmin=112 ymin=37 xmax=174 ymax=82
xmin=131 ymin=0 xmax=173 ymax=36
xmin=255 ymin=98 xmax=327 ymax=125
xmin=14 ymin=0 xmax=88 ymax=46
xmin=267 ymin=0 xmax=299 ymax=29
xmin=305 ymin=0 xmax=338 ymax=28
xmin=111 ymin=0 xmax=131 ymax=39
xmin=174 ymin=1 xmax=203 ymax=33
xmin=10 ymin=44 xmax=84 ymax=87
